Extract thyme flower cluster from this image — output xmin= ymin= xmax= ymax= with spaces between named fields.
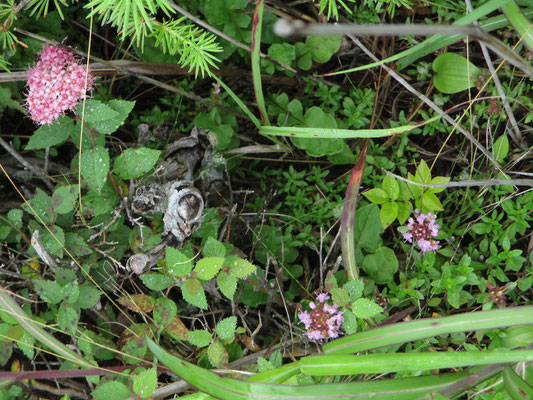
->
xmin=403 ymin=212 xmax=440 ymax=253
xmin=298 ymin=293 xmax=344 ymax=340
xmin=26 ymin=45 xmax=94 ymax=125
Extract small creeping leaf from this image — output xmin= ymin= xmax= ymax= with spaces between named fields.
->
xmin=216 ymin=316 xmax=237 ymax=341
xmin=187 ymin=330 xmax=213 ymax=347
xmin=195 ymin=257 xmax=224 ymax=280
xmin=113 ymin=147 xmax=161 ymax=180
xmin=352 ymin=298 xmax=383 ymax=319
xmin=92 ymin=381 xmax=131 ymax=400
xmin=133 ymin=367 xmax=157 ymax=399
xmin=433 ymin=53 xmax=481 ymax=94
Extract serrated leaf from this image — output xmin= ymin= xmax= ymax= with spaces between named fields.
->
xmin=207 ymin=340 xmax=226 ymax=368
xmin=195 ymin=257 xmax=224 ymax=280
xmin=342 ymin=310 xmax=358 ymax=335
xmin=229 ymin=258 xmax=256 ymax=279
xmin=257 ymin=357 xmax=273 ymax=372
xmin=32 ymin=279 xmax=64 ymax=304
xmin=23 ymin=188 xmax=53 ymax=224
xmin=140 ymin=273 xmax=174 ymax=291
xmin=330 ymin=288 xmax=350 ymax=307
xmin=88 ymin=99 xmax=135 ymax=134
xmin=57 ymin=303 xmax=80 ymax=335
xmin=80 ymin=146 xmax=109 ymax=193
xmin=415 ymin=159 xmax=432 ymax=184
xmin=65 ymin=232 xmax=92 ymax=257
xmin=352 ymin=298 xmax=383 ymax=319
xmin=78 ymin=284 xmax=101 ymax=309
xmin=382 ymin=175 xmax=399 ymax=200
xmin=117 ymin=294 xmax=156 ymax=313
xmin=421 ymin=191 xmax=444 ymax=212
xmin=39 ymin=225 xmax=65 ymax=256
xmin=25 ymin=116 xmax=76 ymax=149
xmin=61 ymin=281 xmax=80 ymax=304
xmin=165 ymin=247 xmax=193 ymax=277
xmin=164 ymin=316 xmax=190 ymax=341
xmin=92 ymin=380 xmax=131 ymax=400
xmin=182 ymin=280 xmax=207 ymax=309
xmin=217 ymin=271 xmax=237 ymax=299
xmin=133 ymin=367 xmax=157 ymax=399
xmin=185 ymin=278 xmax=202 ymax=296
xmin=77 ymin=99 xmax=119 ymax=124
xmin=154 ymin=298 xmax=177 ymax=327
xmin=343 ymin=279 xmax=364 ymax=301
xmin=187 ymin=330 xmax=212 ymax=347
xmin=269 ymin=349 xmax=282 ymax=368
xmin=113 ymin=147 xmax=161 ymax=180
xmin=203 ymin=237 xmax=226 ymax=257
xmin=51 ymin=185 xmax=78 ymax=214
xmin=216 ymin=316 xmax=237 ymax=341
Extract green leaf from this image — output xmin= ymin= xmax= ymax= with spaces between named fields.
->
xmin=363 ymin=188 xmax=388 ymax=204
xmin=229 ymin=258 xmax=256 ymax=279
xmin=133 ymin=367 xmax=157 ymax=399
xmin=306 ymin=35 xmax=342 ymax=63
xmin=343 ymin=280 xmax=364 ymax=301
xmin=195 ymin=257 xmax=224 ymax=280
xmin=420 ymin=191 xmax=444 ymax=212
xmin=362 ymin=246 xmax=399 ymax=284
xmin=185 ymin=278 xmax=202 ymax=296
xmin=92 ymin=381 xmax=131 ymax=400
xmin=291 ymin=107 xmax=342 ymax=157
xmin=55 ymin=267 xmax=77 ymax=286
xmin=433 ymin=53 xmax=481 ymax=94
xmin=140 ymin=273 xmax=174 ymax=291
xmin=154 ymin=298 xmax=177 ymax=327
xmin=182 ymin=280 xmax=208 ymax=309
xmin=80 ymin=146 xmax=109 ymax=193
xmin=25 ymin=116 xmax=76 ymax=149
xmin=217 ymin=271 xmax=237 ymax=299
xmin=113 ymin=148 xmax=161 ymax=180
xmin=203 ymin=237 xmax=226 ymax=257
xmin=493 ymin=134 xmax=509 ymax=163
xmin=207 ymin=340 xmax=225 ymax=368
xmin=166 ymin=247 xmax=193 ymax=277
xmin=187 ymin=329 xmax=212 ymax=347
xmin=382 ymin=175 xmax=399 ymax=200
xmin=32 ymin=279 xmax=64 ymax=304
xmin=65 ymin=232 xmax=92 ymax=257
xmin=117 ymin=294 xmax=156 ymax=313
xmin=216 ymin=316 xmax=237 ymax=341
xmin=415 ymin=159 xmax=432 ymax=184
xmin=52 ymin=185 xmax=78 ymax=214
xmin=164 ymin=316 xmax=190 ymax=341
xmin=77 ymin=99 xmax=119 ymax=124
xmin=23 ymin=188 xmax=53 ymax=224
xmin=380 ymin=201 xmax=398 ymax=228
xmin=353 ymin=204 xmax=383 ymax=256
xmin=342 ymin=310 xmax=358 ymax=335
xmin=87 ymin=99 xmax=135 ymax=134
xmin=61 ymin=281 xmax=80 ymax=304
xmin=330 ymin=288 xmax=350 ymax=307
xmin=57 ymin=302 xmax=80 ymax=336
xmin=78 ymin=284 xmax=101 ymax=309
xmin=352 ymin=298 xmax=383 ymax=319
xmin=39 ymin=225 xmax=66 ymax=257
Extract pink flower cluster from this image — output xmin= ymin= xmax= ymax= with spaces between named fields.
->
xmin=26 ymin=45 xmax=94 ymax=125
xmin=298 ymin=293 xmax=344 ymax=340
xmin=403 ymin=212 xmax=440 ymax=253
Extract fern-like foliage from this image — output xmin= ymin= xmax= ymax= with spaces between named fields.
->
xmin=27 ymin=0 xmax=70 ymax=19
xmin=152 ymin=18 xmax=221 ymax=78
xmin=84 ymin=0 xmax=173 ymax=44
xmin=85 ymin=0 xmax=221 ymax=79
xmin=316 ymin=0 xmax=355 ymax=20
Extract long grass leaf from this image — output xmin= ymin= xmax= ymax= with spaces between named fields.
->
xmin=323 ymin=306 xmax=533 ymax=355
xmin=502 ymin=1 xmax=533 ymax=53
xmin=251 ymin=0 xmax=269 ymax=125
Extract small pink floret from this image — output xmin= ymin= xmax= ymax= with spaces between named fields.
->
xmin=25 ymin=45 xmax=94 ymax=125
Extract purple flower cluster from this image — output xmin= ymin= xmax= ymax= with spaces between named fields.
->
xmin=403 ymin=212 xmax=440 ymax=253
xmin=26 ymin=45 xmax=94 ymax=125
xmin=298 ymin=293 xmax=344 ymax=340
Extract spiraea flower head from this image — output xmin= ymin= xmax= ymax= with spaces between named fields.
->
xmin=403 ymin=212 xmax=440 ymax=253
xmin=26 ymin=45 xmax=94 ymax=125
xmin=298 ymin=292 xmax=344 ymax=341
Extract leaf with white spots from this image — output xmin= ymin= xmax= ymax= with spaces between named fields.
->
xmin=133 ymin=367 xmax=157 ymax=399
xmin=215 ymin=316 xmax=237 ymax=341
xmin=113 ymin=147 xmax=161 ymax=180
xmin=194 ymin=257 xmax=224 ymax=281
xmin=351 ymin=298 xmax=383 ymax=319
xmin=81 ymin=146 xmax=109 ymax=193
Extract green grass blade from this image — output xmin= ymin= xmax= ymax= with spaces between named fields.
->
xmin=299 ymin=351 xmax=533 ymax=376
xmin=503 ymin=365 xmax=533 ymax=399
xmin=259 ymin=114 xmax=441 ymax=139
xmin=147 ymin=337 xmax=472 ymax=399
xmin=0 ymin=286 xmax=95 ymax=369
xmin=502 ymin=1 xmax=533 ymax=53
xmin=324 ymin=306 xmax=533 ymax=355
xmin=212 ymin=75 xmax=262 ymax=129
xmin=251 ymin=0 xmax=269 ymax=125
